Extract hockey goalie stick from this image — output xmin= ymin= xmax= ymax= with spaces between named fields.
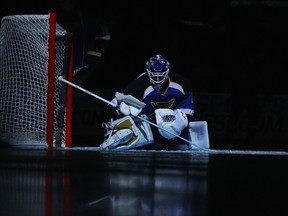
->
xmin=58 ymin=76 xmax=208 ymax=150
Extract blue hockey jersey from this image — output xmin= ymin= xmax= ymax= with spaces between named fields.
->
xmin=123 ymin=72 xmax=194 ymax=121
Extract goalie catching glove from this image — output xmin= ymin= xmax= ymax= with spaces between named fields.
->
xmin=155 ymin=108 xmax=188 ymax=139
xmin=111 ymin=92 xmax=146 ymax=116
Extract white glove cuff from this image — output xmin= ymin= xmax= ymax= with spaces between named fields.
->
xmin=119 ymin=102 xmax=130 ymax=115
xmin=119 ymin=102 xmax=142 ymax=116
xmin=130 ymin=106 xmax=142 ymax=116
xmin=174 ymin=109 xmax=188 ymax=131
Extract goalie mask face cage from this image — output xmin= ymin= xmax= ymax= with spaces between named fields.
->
xmin=146 ymin=54 xmax=170 ymax=93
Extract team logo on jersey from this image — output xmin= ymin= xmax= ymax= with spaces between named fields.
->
xmin=151 ymin=98 xmax=175 ymax=110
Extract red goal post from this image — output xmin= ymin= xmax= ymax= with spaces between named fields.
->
xmin=0 ymin=12 xmax=73 ymax=148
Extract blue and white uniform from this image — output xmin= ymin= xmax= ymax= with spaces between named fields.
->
xmin=123 ymin=71 xmax=194 ymax=122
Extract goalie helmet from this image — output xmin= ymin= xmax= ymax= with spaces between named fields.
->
xmin=146 ymin=54 xmax=170 ymax=93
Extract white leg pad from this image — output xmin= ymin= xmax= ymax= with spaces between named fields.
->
xmin=101 ymin=115 xmax=154 ymax=150
xmin=115 ymin=115 xmax=154 ymax=150
xmin=100 ymin=129 xmax=133 ymax=150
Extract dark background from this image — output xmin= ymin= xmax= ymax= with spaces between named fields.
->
xmin=1 ymin=0 xmax=288 ymax=150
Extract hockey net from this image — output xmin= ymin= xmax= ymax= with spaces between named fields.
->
xmin=0 ymin=12 xmax=73 ymax=148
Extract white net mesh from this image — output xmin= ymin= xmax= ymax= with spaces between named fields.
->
xmin=0 ymin=14 xmax=71 ymax=147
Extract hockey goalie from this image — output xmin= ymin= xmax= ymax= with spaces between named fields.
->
xmin=63 ymin=54 xmax=209 ymax=150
